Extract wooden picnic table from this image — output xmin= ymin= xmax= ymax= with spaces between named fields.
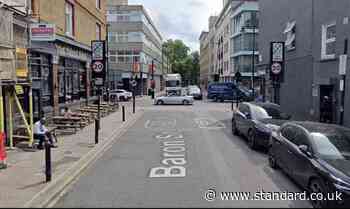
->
xmin=53 ymin=116 xmax=88 ymax=128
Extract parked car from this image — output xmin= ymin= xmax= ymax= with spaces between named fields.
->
xmin=207 ymin=82 xmax=253 ymax=102
xmin=154 ymin=93 xmax=194 ymax=105
xmin=109 ymin=89 xmax=132 ymax=101
xmin=187 ymin=86 xmax=203 ymax=100
xmin=269 ymin=121 xmax=350 ymax=208
xmin=232 ymin=102 xmax=290 ymax=150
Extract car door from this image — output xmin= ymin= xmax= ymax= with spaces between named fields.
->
xmin=235 ymin=104 xmax=250 ymax=136
xmin=287 ymin=128 xmax=314 ymax=187
xmin=278 ymin=125 xmax=298 ymax=172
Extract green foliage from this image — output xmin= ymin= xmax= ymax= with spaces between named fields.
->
xmin=163 ymin=39 xmax=199 ymax=86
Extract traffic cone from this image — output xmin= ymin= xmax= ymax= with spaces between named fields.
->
xmin=0 ymin=132 xmax=7 ymax=169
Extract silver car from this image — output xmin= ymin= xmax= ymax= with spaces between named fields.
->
xmin=155 ymin=94 xmax=194 ymax=105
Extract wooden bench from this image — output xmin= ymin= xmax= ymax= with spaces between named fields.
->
xmin=53 ymin=116 xmax=87 ymax=129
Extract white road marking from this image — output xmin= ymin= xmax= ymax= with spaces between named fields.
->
xmin=149 ymin=133 xmax=187 ymax=178
xmin=194 ymin=117 xmax=226 ymax=130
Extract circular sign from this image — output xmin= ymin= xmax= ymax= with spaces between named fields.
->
xmin=92 ymin=61 xmax=104 ymax=73
xmin=271 ymin=63 xmax=282 ymax=75
xmin=130 ymin=80 xmax=137 ymax=87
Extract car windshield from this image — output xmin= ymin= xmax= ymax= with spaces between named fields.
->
xmin=262 ymin=107 xmax=283 ymax=119
xmin=189 ymin=88 xmax=200 ymax=94
xmin=166 ymin=80 xmax=180 ymax=87
xmin=311 ymin=132 xmax=350 ymax=160
xmin=250 ymin=105 xmax=272 ymax=120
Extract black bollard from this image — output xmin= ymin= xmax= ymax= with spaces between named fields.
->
xmin=95 ymin=118 xmax=99 ymax=144
xmin=45 ymin=141 xmax=52 ymax=182
xmin=122 ymin=106 xmax=125 ymax=122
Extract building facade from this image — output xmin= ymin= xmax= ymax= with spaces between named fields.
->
xmin=106 ymin=1 xmax=164 ymax=95
xmin=29 ymin=0 xmax=107 ymax=117
xmin=259 ymin=0 xmax=350 ymax=127
xmin=230 ymin=0 xmax=261 ymax=91
xmin=208 ymin=16 xmax=218 ymax=83
xmin=214 ymin=1 xmax=233 ymax=82
xmin=199 ymin=31 xmax=209 ymax=90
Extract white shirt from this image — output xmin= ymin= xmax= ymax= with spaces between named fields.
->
xmin=34 ymin=121 xmax=48 ymax=135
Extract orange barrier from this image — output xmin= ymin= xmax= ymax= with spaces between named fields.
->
xmin=0 ymin=132 xmax=7 ymax=163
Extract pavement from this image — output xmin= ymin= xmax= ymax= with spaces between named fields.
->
xmin=0 ymin=96 xmax=154 ymax=208
xmin=53 ymin=99 xmax=312 ymax=208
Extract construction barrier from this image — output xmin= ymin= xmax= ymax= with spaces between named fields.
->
xmin=0 ymin=132 xmax=7 ymax=169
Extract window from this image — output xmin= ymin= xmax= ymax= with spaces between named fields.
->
xmin=96 ymin=23 xmax=101 ymax=40
xmin=96 ymin=0 xmax=101 ymax=9
xmin=284 ymin=21 xmax=296 ymax=51
xmin=65 ymin=1 xmax=74 ymax=36
xmin=321 ymin=22 xmax=336 ymax=60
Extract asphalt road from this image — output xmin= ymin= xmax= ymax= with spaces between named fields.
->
xmin=55 ymin=100 xmax=312 ymax=208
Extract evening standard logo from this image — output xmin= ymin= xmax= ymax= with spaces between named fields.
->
xmin=204 ymin=189 xmax=343 ymax=202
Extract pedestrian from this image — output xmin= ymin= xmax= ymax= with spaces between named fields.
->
xmin=63 ymin=107 xmax=73 ymax=118
xmin=34 ymin=117 xmax=58 ymax=150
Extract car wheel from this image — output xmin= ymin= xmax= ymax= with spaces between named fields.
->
xmin=213 ymin=96 xmax=218 ymax=102
xmin=183 ymin=100 xmax=190 ymax=105
xmin=157 ymin=100 xmax=164 ymax=105
xmin=120 ymin=96 xmax=125 ymax=101
xmin=220 ymin=97 xmax=224 ymax=103
xmin=309 ymin=179 xmax=329 ymax=208
xmin=268 ymin=148 xmax=278 ymax=169
xmin=232 ymin=120 xmax=239 ymax=136
xmin=248 ymin=130 xmax=258 ymax=150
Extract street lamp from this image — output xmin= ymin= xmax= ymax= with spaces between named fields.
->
xmin=241 ymin=25 xmax=257 ymax=99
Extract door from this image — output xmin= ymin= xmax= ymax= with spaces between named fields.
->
xmin=236 ymin=104 xmax=251 ymax=136
xmin=279 ymin=125 xmax=298 ymax=172
xmin=287 ymin=128 xmax=313 ymax=186
xmin=320 ymin=85 xmax=334 ymax=123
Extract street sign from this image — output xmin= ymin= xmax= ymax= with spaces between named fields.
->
xmin=270 ymin=42 xmax=285 ymax=83
xmin=130 ymin=80 xmax=137 ymax=87
xmin=271 ymin=63 xmax=282 ymax=75
xmin=92 ymin=61 xmax=104 ymax=73
xmin=339 ymin=55 xmax=348 ymax=75
xmin=30 ymin=24 xmax=56 ymax=41
xmin=91 ymin=40 xmax=106 ymax=86
xmin=92 ymin=41 xmax=105 ymax=61
xmin=272 ymin=42 xmax=284 ymax=62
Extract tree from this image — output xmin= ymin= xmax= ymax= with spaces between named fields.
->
xmin=162 ymin=40 xmax=200 ymax=86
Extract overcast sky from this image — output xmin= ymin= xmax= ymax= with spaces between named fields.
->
xmin=129 ymin=0 xmax=223 ymax=52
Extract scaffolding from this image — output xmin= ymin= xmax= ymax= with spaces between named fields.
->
xmin=0 ymin=5 xmax=34 ymax=149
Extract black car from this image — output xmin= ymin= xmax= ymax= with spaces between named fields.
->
xmin=269 ymin=122 xmax=350 ymax=208
xmin=232 ymin=102 xmax=290 ymax=150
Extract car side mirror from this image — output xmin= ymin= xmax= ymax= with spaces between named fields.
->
xmin=299 ymin=145 xmax=313 ymax=158
xmin=281 ymin=113 xmax=292 ymax=120
xmin=244 ymin=112 xmax=251 ymax=119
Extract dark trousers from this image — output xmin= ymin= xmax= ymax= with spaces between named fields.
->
xmin=34 ymin=133 xmax=54 ymax=148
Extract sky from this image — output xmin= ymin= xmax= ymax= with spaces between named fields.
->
xmin=129 ymin=0 xmax=223 ymax=52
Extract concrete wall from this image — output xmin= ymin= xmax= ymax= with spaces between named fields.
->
xmin=259 ymin=0 xmax=350 ymax=127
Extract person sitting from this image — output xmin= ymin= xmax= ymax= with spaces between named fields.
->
xmin=63 ymin=107 xmax=74 ymax=118
xmin=34 ymin=117 xmax=57 ymax=150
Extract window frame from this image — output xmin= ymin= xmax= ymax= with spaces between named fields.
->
xmin=65 ymin=1 xmax=75 ymax=37
xmin=96 ymin=0 xmax=101 ymax=10
xmin=96 ymin=23 xmax=101 ymax=40
xmin=321 ymin=22 xmax=336 ymax=60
